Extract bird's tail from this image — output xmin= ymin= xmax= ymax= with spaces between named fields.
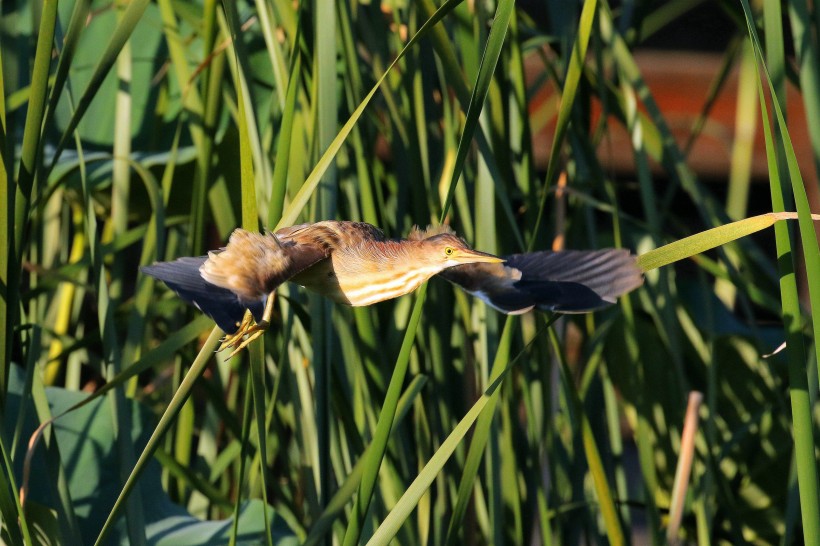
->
xmin=141 ymin=257 xmax=265 ymax=333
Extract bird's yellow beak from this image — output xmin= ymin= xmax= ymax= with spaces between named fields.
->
xmin=455 ymin=248 xmax=505 ymax=264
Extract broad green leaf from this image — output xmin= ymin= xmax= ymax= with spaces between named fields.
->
xmin=6 ymin=365 xmax=297 ymax=545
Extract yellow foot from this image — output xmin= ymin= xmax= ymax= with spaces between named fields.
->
xmin=218 ymin=312 xmax=254 ymax=352
xmin=218 ymin=312 xmax=270 ymax=358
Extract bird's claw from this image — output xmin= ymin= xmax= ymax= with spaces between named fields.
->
xmin=218 ymin=312 xmax=269 ymax=358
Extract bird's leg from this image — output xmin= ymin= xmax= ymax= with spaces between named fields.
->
xmin=217 ymin=312 xmax=254 ymax=353
xmin=218 ymin=293 xmax=276 ymax=357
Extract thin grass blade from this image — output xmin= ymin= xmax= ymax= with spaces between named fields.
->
xmin=48 ymin=0 xmax=151 ymax=172
xmin=343 ymin=1 xmax=512 ymax=542
xmin=738 ymin=0 xmax=820 ymax=539
xmin=366 ymin=327 xmax=549 ymax=545
xmin=530 ymin=0 xmax=599 ymax=247
xmin=275 ymin=0 xmax=463 ymax=229
xmin=93 ymin=328 xmax=222 ymax=546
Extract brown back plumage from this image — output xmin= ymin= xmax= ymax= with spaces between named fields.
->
xmin=200 ymin=229 xmax=326 ymax=300
xmin=276 ymin=221 xmax=387 ymax=250
xmin=199 ymin=221 xmax=390 ymax=300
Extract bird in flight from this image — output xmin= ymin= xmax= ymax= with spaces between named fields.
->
xmin=142 ymin=221 xmax=643 ymax=355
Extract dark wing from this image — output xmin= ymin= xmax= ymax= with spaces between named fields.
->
xmin=142 ymin=228 xmax=330 ymax=333
xmin=439 ymin=249 xmax=643 ymax=314
xmin=141 ymin=257 xmax=266 ymax=333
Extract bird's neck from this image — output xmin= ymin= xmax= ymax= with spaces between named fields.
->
xmin=331 ymin=241 xmax=442 ymax=306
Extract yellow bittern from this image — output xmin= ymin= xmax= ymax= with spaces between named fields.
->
xmin=142 ymin=221 xmax=643 ymax=354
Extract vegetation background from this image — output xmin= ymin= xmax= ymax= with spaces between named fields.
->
xmin=1 ymin=0 xmax=819 ymax=544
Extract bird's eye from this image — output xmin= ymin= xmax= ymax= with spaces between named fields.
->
xmin=444 ymin=247 xmax=455 ymax=256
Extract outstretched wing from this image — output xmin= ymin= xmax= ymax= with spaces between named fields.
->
xmin=142 ymin=228 xmax=329 ymax=332
xmin=438 ymin=249 xmax=643 ymax=314
xmin=141 ymin=257 xmax=267 ymax=333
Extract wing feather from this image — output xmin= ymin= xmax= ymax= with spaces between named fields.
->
xmin=439 ymin=248 xmax=643 ymax=314
xmin=200 ymin=229 xmax=328 ymax=299
xmin=141 ymin=257 xmax=266 ymax=333
xmin=143 ymin=227 xmax=331 ymax=332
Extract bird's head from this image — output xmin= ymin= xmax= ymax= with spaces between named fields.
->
xmin=421 ymin=233 xmax=505 ymax=269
